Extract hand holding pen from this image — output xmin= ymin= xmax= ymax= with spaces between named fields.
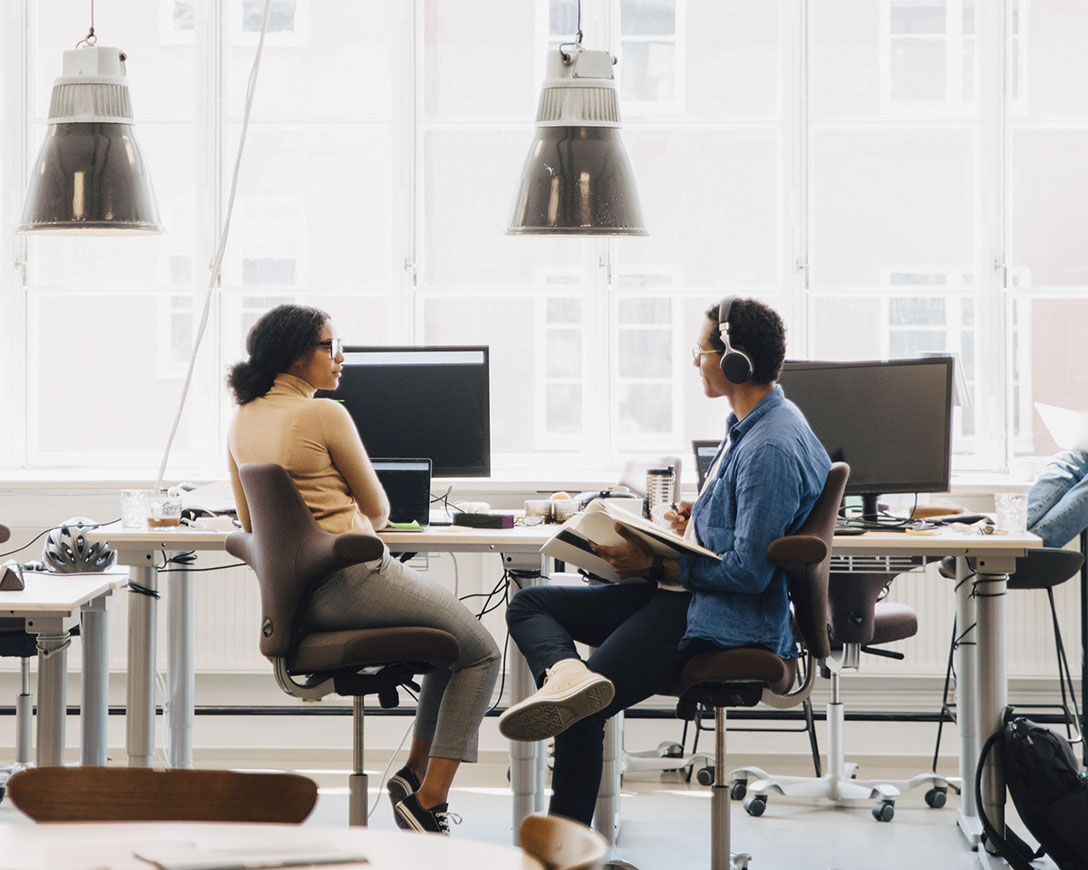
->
xmin=664 ymin=500 xmax=693 ymax=536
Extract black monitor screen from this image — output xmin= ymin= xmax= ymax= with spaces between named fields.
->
xmin=777 ymin=357 xmax=953 ymax=512
xmin=319 ymin=346 xmax=491 ymax=478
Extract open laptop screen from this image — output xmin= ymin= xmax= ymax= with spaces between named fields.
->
xmin=371 ymin=458 xmax=432 ymax=526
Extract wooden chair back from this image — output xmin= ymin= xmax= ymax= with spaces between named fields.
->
xmin=8 ymin=767 xmax=318 ymax=823
xmin=518 ymin=813 xmax=608 ymax=870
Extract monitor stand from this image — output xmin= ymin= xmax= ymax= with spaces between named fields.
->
xmin=860 ymin=493 xmax=881 ymax=522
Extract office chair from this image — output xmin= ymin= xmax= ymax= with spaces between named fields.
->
xmin=519 ymin=813 xmax=609 ymax=870
xmin=225 ymin=462 xmax=460 ymax=826
xmin=654 ymin=462 xmax=847 ymax=870
xmin=7 ymin=767 xmax=318 ymax=822
xmin=731 ymin=568 xmax=948 ymax=822
xmin=933 ymin=547 xmax=1085 ymax=770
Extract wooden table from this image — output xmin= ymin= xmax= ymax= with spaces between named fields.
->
xmin=0 ymin=821 xmax=543 ymax=870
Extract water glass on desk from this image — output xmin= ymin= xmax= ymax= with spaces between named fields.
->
xmin=120 ymin=489 xmax=150 ymax=529
xmin=994 ymin=492 xmax=1029 ymax=533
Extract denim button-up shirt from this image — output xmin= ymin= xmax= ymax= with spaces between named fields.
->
xmin=677 ymin=386 xmax=830 ymax=658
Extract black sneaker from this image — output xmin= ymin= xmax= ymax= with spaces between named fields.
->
xmin=387 ymin=766 xmax=422 ymax=829
xmin=395 ymin=792 xmax=461 ymax=834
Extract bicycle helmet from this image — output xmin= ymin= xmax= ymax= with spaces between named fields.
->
xmin=42 ymin=517 xmax=115 ymax=573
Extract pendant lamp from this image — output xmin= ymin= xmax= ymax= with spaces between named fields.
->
xmin=18 ymin=42 xmax=163 ymax=234
xmin=508 ymin=38 xmax=647 ymax=236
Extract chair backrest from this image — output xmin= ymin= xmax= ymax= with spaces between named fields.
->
xmin=768 ymin=462 xmax=849 ymax=662
xmin=8 ymin=767 xmax=318 ymax=823
xmin=225 ymin=463 xmax=384 ymax=659
xmin=0 ymin=523 xmax=9 ymax=545
xmin=827 ymin=572 xmax=900 ymax=645
xmin=518 ymin=813 xmax=608 ymax=870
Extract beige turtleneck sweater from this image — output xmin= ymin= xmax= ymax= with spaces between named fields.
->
xmin=227 ymin=372 xmax=390 ymax=535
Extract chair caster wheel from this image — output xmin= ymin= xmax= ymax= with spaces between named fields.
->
xmin=743 ymin=794 xmax=767 ymax=817
xmin=924 ymin=786 xmax=947 ymax=808
xmin=696 ymin=766 xmax=715 ymax=786
xmin=730 ymin=780 xmax=747 ymax=801
xmin=658 ymin=740 xmax=684 ymax=758
xmin=872 ymin=800 xmax=894 ymax=822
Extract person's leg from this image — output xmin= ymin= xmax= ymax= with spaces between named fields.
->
xmin=305 ymin=553 xmax=500 ymax=811
xmin=505 ymin=582 xmax=657 ymax=684
xmin=1028 ymin=449 xmax=1088 ymax=547
xmin=547 ymin=588 xmax=694 ymax=825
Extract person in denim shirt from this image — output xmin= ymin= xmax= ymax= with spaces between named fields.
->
xmin=499 ymin=298 xmax=831 ymax=826
xmin=1027 ymin=449 xmax=1088 ymax=548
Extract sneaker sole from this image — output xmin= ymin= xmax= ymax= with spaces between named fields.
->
xmin=395 ymin=802 xmax=429 ymax=833
xmin=388 ymin=775 xmax=415 ymax=829
xmin=499 ymin=680 xmax=615 ymax=741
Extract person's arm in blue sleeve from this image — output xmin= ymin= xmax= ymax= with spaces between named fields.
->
xmin=678 ymin=444 xmax=805 ymax=594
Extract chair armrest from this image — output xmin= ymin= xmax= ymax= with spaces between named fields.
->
xmin=767 ymin=535 xmax=827 ymax=566
xmin=332 ymin=533 xmax=385 ymax=564
xmin=0 ymin=523 xmax=9 ymax=545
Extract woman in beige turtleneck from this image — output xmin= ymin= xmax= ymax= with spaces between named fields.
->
xmin=227 ymin=304 xmax=499 ymax=835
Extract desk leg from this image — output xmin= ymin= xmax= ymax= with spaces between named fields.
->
xmin=34 ymin=629 xmax=70 ymax=767
xmin=166 ymin=561 xmax=195 ymax=769
xmin=974 ymin=565 xmax=1010 ymax=862
xmin=80 ymin=595 xmax=111 ymax=766
xmin=954 ymin=556 xmax=982 ymax=844
xmin=595 ymin=711 xmax=622 ymax=844
xmin=507 ymin=560 xmax=547 ymax=840
xmin=127 ymin=563 xmax=158 ymax=767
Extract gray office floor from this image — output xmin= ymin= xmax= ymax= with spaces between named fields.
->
xmin=0 ymin=754 xmax=1053 ymax=869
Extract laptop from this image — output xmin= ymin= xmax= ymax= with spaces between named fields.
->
xmin=692 ymin=440 xmax=720 ymax=492
xmin=371 ymin=458 xmax=432 ymax=528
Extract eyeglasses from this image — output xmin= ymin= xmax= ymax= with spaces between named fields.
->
xmin=316 ymin=337 xmax=344 ymax=358
xmin=691 ymin=345 xmax=720 ymax=364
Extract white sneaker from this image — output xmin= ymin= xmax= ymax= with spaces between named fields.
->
xmin=498 ymin=659 xmax=615 ymax=742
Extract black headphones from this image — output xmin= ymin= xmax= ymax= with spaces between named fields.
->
xmin=717 ymin=296 xmax=754 ymax=384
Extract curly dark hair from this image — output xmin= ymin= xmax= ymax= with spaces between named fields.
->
xmin=703 ymin=297 xmax=787 ymax=384
xmin=226 ymin=304 xmax=330 ymax=404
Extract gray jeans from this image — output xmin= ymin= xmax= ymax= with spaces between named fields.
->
xmin=303 ymin=550 xmax=500 ymax=763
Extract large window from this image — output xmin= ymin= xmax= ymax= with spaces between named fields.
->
xmin=1 ymin=0 xmax=1085 ymax=479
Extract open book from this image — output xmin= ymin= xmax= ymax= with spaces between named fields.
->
xmin=540 ymin=499 xmax=720 ymax=583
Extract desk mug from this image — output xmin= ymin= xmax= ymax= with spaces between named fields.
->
xmin=149 ymin=489 xmax=183 ymax=528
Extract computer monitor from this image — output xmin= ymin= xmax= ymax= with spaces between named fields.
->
xmin=319 ymin=346 xmax=491 ymax=478
xmin=777 ymin=357 xmax=954 ymax=520
xmin=692 ymin=440 xmax=720 ymax=492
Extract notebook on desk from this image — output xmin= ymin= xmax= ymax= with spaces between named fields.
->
xmin=372 ymin=458 xmax=432 ymax=528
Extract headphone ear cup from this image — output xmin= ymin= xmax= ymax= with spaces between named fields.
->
xmin=720 ymin=350 xmax=754 ymax=385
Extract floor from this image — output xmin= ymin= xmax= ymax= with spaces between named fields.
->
xmin=1 ymin=751 xmax=1045 ymax=870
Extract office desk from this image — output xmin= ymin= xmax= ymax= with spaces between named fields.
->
xmin=0 ymin=574 xmax=119 ymax=766
xmin=84 ymin=525 xmax=241 ymax=768
xmin=0 ymin=821 xmax=543 ymax=870
xmin=90 ymin=521 xmax=1036 ymax=864
xmin=85 ymin=523 xmax=554 ymax=779
xmin=829 ymin=528 xmax=1041 ymax=861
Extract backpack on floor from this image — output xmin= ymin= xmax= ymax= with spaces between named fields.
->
xmin=975 ymin=708 xmax=1088 ymax=870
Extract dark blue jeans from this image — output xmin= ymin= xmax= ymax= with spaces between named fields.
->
xmin=505 ymin=582 xmax=695 ymax=825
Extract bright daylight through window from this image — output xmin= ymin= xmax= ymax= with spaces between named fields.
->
xmin=1 ymin=0 xmax=1086 ymax=478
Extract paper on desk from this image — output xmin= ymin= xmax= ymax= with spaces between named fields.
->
xmin=134 ymin=842 xmax=368 ymax=870
xmin=1035 ymin=403 xmax=1088 ymax=452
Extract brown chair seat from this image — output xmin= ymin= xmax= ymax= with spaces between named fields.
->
xmin=665 ymin=648 xmax=798 ymax=700
xmin=288 ymin=626 xmax=461 ymax=676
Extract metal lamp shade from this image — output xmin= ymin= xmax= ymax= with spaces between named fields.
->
xmin=19 ymin=122 xmax=163 ymax=234
xmin=507 ymin=126 xmax=646 ymax=235
xmin=18 ymin=44 xmax=163 ymax=235
xmin=508 ymin=47 xmax=647 ymax=236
